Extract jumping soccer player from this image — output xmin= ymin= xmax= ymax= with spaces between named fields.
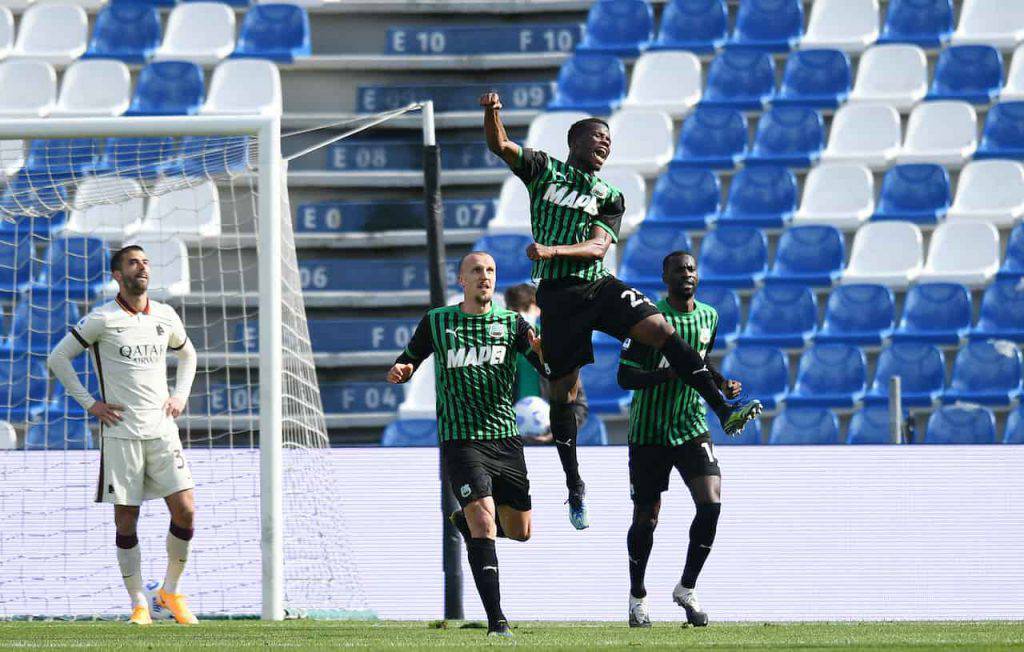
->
xmin=481 ymin=92 xmax=761 ymax=529
xmin=47 ymin=245 xmax=199 ymax=626
xmin=618 ymin=251 xmax=741 ymax=628
xmin=386 ymin=252 xmax=547 ymax=638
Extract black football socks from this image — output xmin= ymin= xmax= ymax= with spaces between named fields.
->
xmin=466 ymin=537 xmax=505 ymax=629
xmin=550 ymin=400 xmax=582 ymax=491
xmin=681 ymin=503 xmax=721 ymax=589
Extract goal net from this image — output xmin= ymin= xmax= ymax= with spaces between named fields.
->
xmin=0 ymin=117 xmax=367 ymax=619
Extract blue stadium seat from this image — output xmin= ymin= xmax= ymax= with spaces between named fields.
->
xmin=548 ymin=54 xmax=627 ymax=114
xmin=25 ymin=415 xmax=92 ymax=450
xmin=1 ymin=292 xmax=80 ymax=355
xmin=700 ymin=50 xmax=776 ymax=111
xmin=695 ymin=286 xmax=740 ymax=345
xmin=0 ymin=354 xmax=47 ymax=422
xmin=943 ymin=340 xmax=1023 ymax=406
xmin=975 ymin=102 xmax=1024 ymax=160
xmin=787 ymin=343 xmax=867 ymax=408
xmin=879 ymin=0 xmax=954 ymax=47
xmin=1005 ymin=405 xmax=1024 ymax=444
xmin=92 ymin=137 xmax=178 ymax=180
xmin=47 ymin=356 xmax=100 ymax=417
xmin=999 ymin=223 xmax=1024 ymax=279
xmin=969 ymin=279 xmax=1024 ymax=343
xmin=774 ymin=49 xmax=851 ymax=109
xmin=168 ymin=136 xmax=250 ymax=178
xmin=647 ymin=168 xmax=720 ymax=229
xmin=84 ymin=4 xmax=161 ymax=62
xmin=0 ymin=174 xmax=68 ymax=237
xmin=924 ymin=405 xmax=996 ymax=444
xmin=765 ymin=225 xmax=844 ymax=286
xmin=324 ymin=382 xmax=403 ymax=415
xmin=737 ymin=284 xmax=817 ymax=348
xmin=127 ymin=62 xmax=205 ymax=116
xmin=709 ymin=412 xmax=761 ymax=445
xmin=25 ymin=139 xmax=98 ymax=180
xmin=471 ymin=234 xmax=533 ymax=289
xmin=726 ymin=0 xmax=804 ymax=52
xmin=118 ymin=0 xmax=176 ymax=7
xmin=769 ymin=408 xmax=840 ymax=444
xmin=847 ymin=406 xmax=901 ymax=445
xmin=745 ymin=106 xmax=824 ymax=168
xmin=578 ymin=415 xmax=609 ymax=445
xmin=577 ymin=0 xmax=654 ymax=57
xmin=582 ymin=339 xmax=630 ymax=414
xmin=697 ymin=225 xmax=768 ymax=288
xmin=864 ymin=342 xmax=945 ymax=407
xmin=927 ymin=45 xmax=1003 ymax=104
xmin=32 ymin=238 xmax=108 ymax=301
xmin=816 ymin=284 xmax=895 ymax=346
xmin=670 ymin=108 xmax=747 ymax=170
xmin=381 ymin=419 xmax=438 ymax=446
xmin=650 ymin=0 xmax=727 ymax=54
xmin=619 ymin=223 xmax=692 ymax=288
xmin=872 ymin=164 xmax=951 ymax=224
xmin=721 ymin=345 xmax=788 ymax=409
xmin=719 ymin=166 xmax=797 ymax=228
xmin=0 ymin=236 xmax=33 ymax=298
xmin=233 ymin=4 xmax=311 ymax=62
xmin=892 ymin=283 xmax=971 ymax=344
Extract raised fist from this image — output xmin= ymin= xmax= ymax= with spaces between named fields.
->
xmin=479 ymin=92 xmax=503 ymax=111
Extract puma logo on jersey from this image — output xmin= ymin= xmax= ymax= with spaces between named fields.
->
xmin=542 ymin=183 xmax=599 ymax=216
xmin=446 ymin=345 xmax=508 ymax=368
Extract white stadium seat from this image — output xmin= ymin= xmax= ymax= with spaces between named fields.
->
xmin=951 ymin=0 xmax=1024 ymax=51
xmin=0 ymin=60 xmax=54 ymax=117
xmin=1001 ymin=45 xmax=1024 ymax=101
xmin=154 ymin=2 xmax=236 ymax=66
xmin=848 ymin=45 xmax=928 ymax=111
xmin=0 ymin=7 xmax=14 ymax=60
xmin=918 ymin=221 xmax=1000 ymax=287
xmin=898 ymin=101 xmax=977 ymax=167
xmin=10 ymin=4 xmax=88 ymax=65
xmin=793 ymin=163 xmax=875 ymax=230
xmin=598 ymin=167 xmax=646 ymax=237
xmin=947 ymin=160 xmax=1024 ymax=227
xmin=488 ymin=176 xmax=531 ymax=234
xmin=622 ymin=51 xmax=701 ymax=117
xmin=125 ymin=236 xmax=191 ymax=298
xmin=397 ymin=355 xmax=436 ymax=420
xmin=66 ymin=177 xmax=144 ymax=237
xmin=53 ymin=60 xmax=130 ymax=117
xmin=525 ymin=111 xmax=589 ymax=162
xmin=202 ymin=60 xmax=282 ymax=116
xmin=0 ymin=0 xmax=32 ymax=10
xmin=842 ymin=221 xmax=923 ymax=289
xmin=821 ymin=103 xmax=901 ymax=170
xmin=139 ymin=181 xmax=221 ymax=239
xmin=604 ymin=109 xmax=673 ymax=177
xmin=800 ymin=0 xmax=879 ymax=53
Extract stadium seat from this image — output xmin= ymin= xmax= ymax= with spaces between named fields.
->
xmin=577 ymin=415 xmax=608 ymax=446
xmin=525 ymin=111 xmax=589 ymax=162
xmin=202 ymin=60 xmax=281 ymax=116
xmin=91 ymin=136 xmax=176 ymax=181
xmin=721 ymin=345 xmax=788 ymax=409
xmin=821 ymin=103 xmax=901 ymax=170
xmin=1000 ymin=223 xmax=1024 ymax=279
xmin=10 ymin=4 xmax=87 ymax=65
xmin=670 ymin=107 xmax=747 ymax=170
xmin=0 ymin=354 xmax=47 ymax=422
xmin=847 ymin=44 xmax=928 ymax=111
xmin=970 ymin=279 xmax=1024 ymax=343
xmin=766 ymin=225 xmax=844 ymax=286
xmin=380 ymin=419 xmax=438 ymax=446
xmin=700 ymin=50 xmax=776 ymax=111
xmin=793 ymin=163 xmax=874 ymax=230
xmin=726 ymin=0 xmax=803 ymax=52
xmin=951 ymin=0 xmax=1024 ymax=50
xmin=650 ymin=0 xmax=727 ymax=54
xmin=924 ymin=405 xmax=996 ymax=444
xmin=127 ymin=62 xmax=204 ymax=116
xmin=32 ymin=237 xmax=108 ymax=301
xmin=864 ymin=342 xmax=945 ymax=407
xmin=1001 ymin=46 xmax=1024 ymax=101
xmin=84 ymin=3 xmax=160 ymax=62
xmin=697 ymin=225 xmax=768 ymax=288
xmin=943 ymin=340 xmax=1023 ymax=406
xmin=745 ymin=106 xmax=824 ymax=168
xmin=24 ymin=139 xmax=96 ymax=182
xmin=769 ymin=408 xmax=840 ymax=444
xmin=975 ymin=102 xmax=1024 ymax=159
xmin=708 ymin=413 xmax=761 ymax=445
xmin=0 ymin=174 xmax=68 ymax=237
xmin=605 ymin=109 xmax=673 ymax=176
xmin=3 ymin=290 xmax=80 ymax=354
xmin=489 ymin=177 xmax=531 ymax=235
xmin=139 ymin=179 xmax=220 ymax=239
xmin=787 ymin=343 xmax=867 ymax=408
xmin=576 ymin=0 xmax=654 ymax=57
xmin=718 ymin=166 xmax=797 ymax=228
xmin=927 ymin=46 xmax=1003 ymax=104
xmin=696 ymin=286 xmax=740 ymax=345
xmin=737 ymin=284 xmax=817 ymax=348
xmin=892 ymin=282 xmax=971 ymax=344
xmin=773 ymin=49 xmax=852 ymax=109
xmin=65 ymin=177 xmax=144 ymax=238
xmin=0 ymin=61 xmax=55 ymax=118
xmin=582 ymin=338 xmax=630 ymax=414
xmin=470 ymin=234 xmax=533 ymax=289
xmin=842 ymin=221 xmax=923 ymax=288
xmin=817 ymin=284 xmax=896 ymax=346
xmin=619 ymin=222 xmax=692 ymax=289
xmin=878 ymin=0 xmax=953 ymax=47
xmin=622 ymin=51 xmax=701 ymax=117
xmin=600 ymin=168 xmax=646 ymax=236
xmin=847 ymin=406 xmax=900 ymax=444
xmin=646 ymin=167 xmax=719 ymax=230
xmin=800 ymin=0 xmax=879 ymax=53
xmin=171 ymin=135 xmax=249 ymax=178
xmin=0 ymin=236 xmax=32 ymax=297
xmin=918 ymin=221 xmax=1000 ymax=287
xmin=396 ymin=356 xmax=435 ymax=420
xmin=947 ymin=160 xmax=1024 ymax=227
xmin=53 ymin=60 xmax=130 ymax=117
xmin=233 ymin=4 xmax=311 ymax=62
xmin=0 ymin=8 xmax=12 ymax=60
xmin=155 ymin=2 xmax=236 ymax=65
xmin=124 ymin=236 xmax=190 ymax=298
xmin=1005 ymin=405 xmax=1024 ymax=443
xmin=548 ymin=55 xmax=627 ymax=115
xmin=872 ymin=164 xmax=951 ymax=224
xmin=25 ymin=415 xmax=92 ymax=450
xmin=898 ymin=101 xmax=977 ymax=167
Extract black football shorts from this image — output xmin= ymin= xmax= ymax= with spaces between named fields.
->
xmin=442 ymin=437 xmax=532 ymax=512
xmin=628 ymin=435 xmax=721 ymax=506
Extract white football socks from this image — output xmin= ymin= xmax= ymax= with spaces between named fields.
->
xmin=116 ymin=544 xmax=146 ymax=608
xmin=162 ymin=531 xmax=191 ymax=594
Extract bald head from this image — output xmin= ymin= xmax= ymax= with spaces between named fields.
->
xmin=458 ymin=251 xmax=497 ymax=308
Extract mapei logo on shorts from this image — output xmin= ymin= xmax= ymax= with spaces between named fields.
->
xmin=460 ymin=484 xmax=472 ymax=498
xmin=446 ymin=345 xmax=508 ymax=369
xmin=488 ymin=322 xmax=506 ymax=339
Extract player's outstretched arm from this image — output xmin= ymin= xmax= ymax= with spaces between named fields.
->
xmin=166 ymin=339 xmax=197 ymax=418
xmin=47 ymin=333 xmax=124 ymax=426
xmin=481 ymin=92 xmax=521 ymax=167
xmin=617 ymin=337 xmax=678 ymax=390
xmin=526 ymin=225 xmax=613 ymax=263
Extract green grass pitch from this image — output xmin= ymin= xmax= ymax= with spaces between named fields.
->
xmin=2 ymin=620 xmax=1023 ymax=650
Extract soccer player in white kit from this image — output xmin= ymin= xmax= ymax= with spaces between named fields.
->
xmin=47 ymin=245 xmax=199 ymax=626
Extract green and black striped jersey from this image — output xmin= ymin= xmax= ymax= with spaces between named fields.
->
xmin=621 ymin=299 xmax=720 ymax=446
xmin=397 ymin=304 xmax=536 ymax=443
xmin=512 ymin=148 xmax=625 ymax=282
